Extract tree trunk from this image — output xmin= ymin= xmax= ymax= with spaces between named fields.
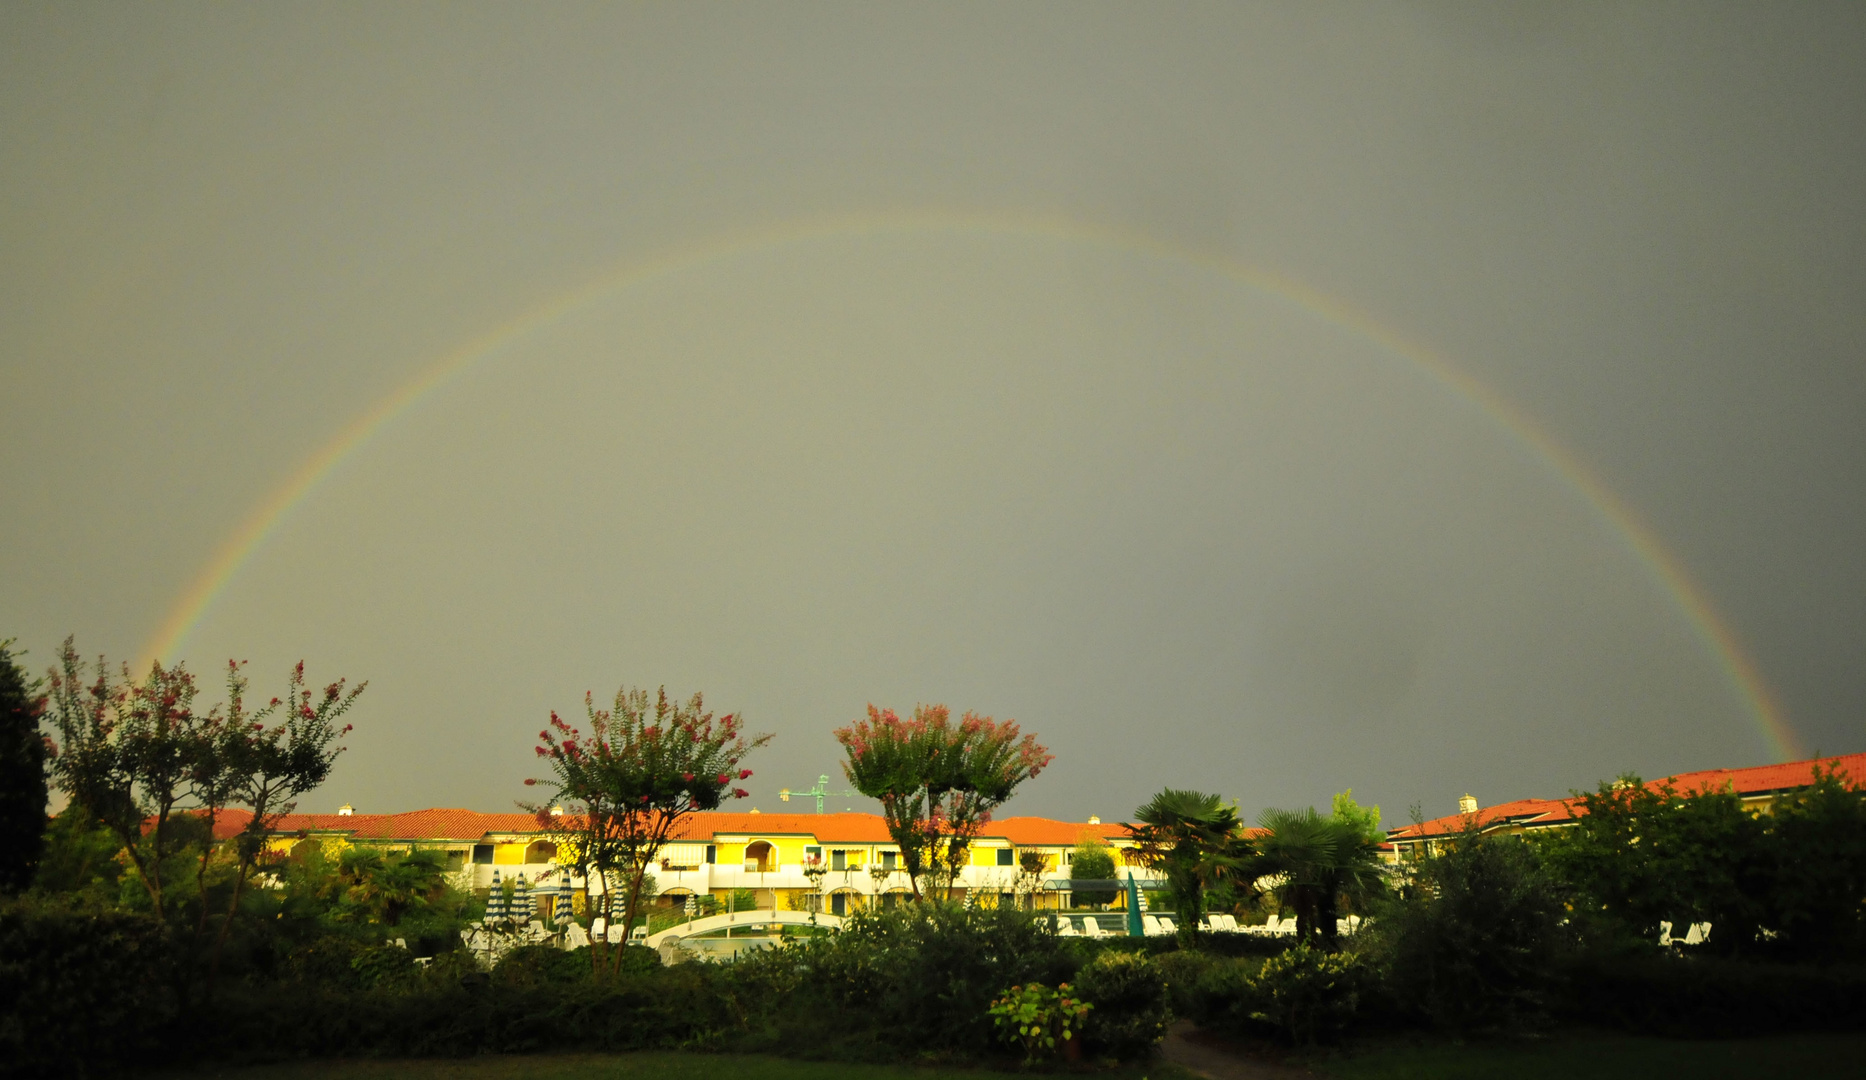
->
xmin=1317 ymin=873 xmax=1340 ymax=952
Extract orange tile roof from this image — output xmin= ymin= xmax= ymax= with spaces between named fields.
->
xmin=1389 ymin=752 xmax=1865 ymax=841
xmin=246 ymin=807 xmax=1133 ymax=847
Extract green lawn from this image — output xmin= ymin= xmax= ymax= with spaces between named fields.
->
xmin=1320 ymin=1031 xmax=1866 ymax=1080
xmin=165 ymin=1052 xmax=1196 ymax=1080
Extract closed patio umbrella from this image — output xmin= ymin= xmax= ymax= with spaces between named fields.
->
xmin=487 ymin=869 xmax=507 ymax=922
xmin=513 ymin=873 xmax=532 ymax=922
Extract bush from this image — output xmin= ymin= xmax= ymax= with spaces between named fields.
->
xmin=1153 ymin=948 xmax=1217 ymax=1019
xmin=1179 ymin=955 xmax=1265 ymax=1034
xmin=1375 ymin=829 xmax=1570 ymax=1031
xmin=1559 ymin=953 xmax=1866 ymax=1036
xmin=1248 ymin=943 xmax=1364 ymax=1046
xmin=740 ymin=901 xmax=1078 ymax=1059
xmin=0 ymin=897 xmax=182 ymax=1078
xmin=1073 ymin=950 xmax=1169 ymax=1059
xmin=493 ymin=943 xmax=593 ymax=987
xmin=988 ymin=982 xmax=1092 ymax=1064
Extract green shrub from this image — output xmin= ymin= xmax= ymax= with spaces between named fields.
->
xmin=1376 ymin=828 xmax=1570 ymax=1031
xmin=1559 ymin=953 xmax=1866 ymax=1036
xmin=739 ymin=901 xmax=1077 ymax=1059
xmin=1181 ymin=955 xmax=1265 ymax=1034
xmin=1154 ymin=948 xmax=1216 ymax=1019
xmin=987 ymin=981 xmax=1092 ymax=1064
xmin=0 ymin=897 xmax=182 ymax=1078
xmin=493 ymin=943 xmax=593 ymax=987
xmin=1247 ymin=942 xmax=1364 ymax=1045
xmin=1073 ymin=949 xmax=1169 ymax=1059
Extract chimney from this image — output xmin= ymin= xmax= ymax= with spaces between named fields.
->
xmin=1457 ymin=794 xmax=1478 ymax=816
xmin=1087 ymin=815 xmax=1101 ymax=825
xmin=549 ymin=804 xmax=565 ymax=817
xmin=337 ymin=803 xmax=354 ymax=817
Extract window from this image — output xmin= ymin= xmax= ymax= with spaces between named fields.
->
xmin=705 ymin=845 xmax=716 ymax=865
xmin=472 ymin=844 xmax=494 ymax=865
xmin=444 ymin=849 xmax=467 ymax=871
xmin=996 ymin=848 xmax=1014 ymax=867
xmin=831 ymin=850 xmax=847 ymax=871
xmin=804 ymin=845 xmax=823 ymax=863
xmin=881 ymin=851 xmax=897 ymax=870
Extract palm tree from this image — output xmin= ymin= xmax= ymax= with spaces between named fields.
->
xmin=1256 ymin=807 xmax=1386 ymax=949
xmin=1129 ymin=788 xmax=1245 ymax=947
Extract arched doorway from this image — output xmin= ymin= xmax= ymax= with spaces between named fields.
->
xmin=743 ymin=841 xmax=774 ymax=873
xmin=524 ymin=840 xmax=558 ymax=864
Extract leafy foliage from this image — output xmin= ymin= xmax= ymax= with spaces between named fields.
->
xmin=1753 ymin=762 xmax=1866 ymax=959
xmin=1540 ymin=774 xmax=1767 ymax=954
xmin=42 ymin=638 xmax=359 ymax=935
xmin=0 ymin=641 xmax=46 ymax=894
xmin=0 ymin=895 xmax=182 ymax=1077
xmin=1070 ymin=834 xmax=1118 ymax=908
xmin=742 ymin=901 xmax=1077 ymax=1058
xmin=1128 ymin=788 xmax=1243 ymax=947
xmin=835 ymin=704 xmax=1050 ymax=899
xmin=1376 ymin=824 xmax=1571 ymax=1031
xmin=988 ymin=981 xmax=1091 ymax=1063
xmin=1247 ymin=942 xmax=1365 ymax=1045
xmin=528 ymin=685 xmax=768 ymax=976
xmin=1255 ymin=803 xmax=1386 ymax=950
xmin=1072 ymin=949 xmax=1169 ymax=1060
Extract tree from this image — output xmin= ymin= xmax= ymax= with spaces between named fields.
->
xmin=0 ymin=639 xmax=48 ymax=893
xmin=44 ymin=638 xmax=223 ymax=920
xmin=1069 ymin=834 xmax=1119 ymax=909
xmin=1256 ymin=801 xmax=1386 ymax=951
xmin=1128 ymin=788 xmax=1243 ymax=947
xmin=44 ymin=639 xmax=359 ymax=934
xmin=1762 ymin=761 xmax=1866 ymax=959
xmin=212 ymin=659 xmax=360 ymax=959
xmin=835 ymin=704 xmax=1051 ymax=901
xmin=528 ymin=685 xmax=769 ymax=976
xmin=1540 ymin=774 xmax=1767 ymax=954
xmin=1378 ymin=819 xmax=1570 ymax=1031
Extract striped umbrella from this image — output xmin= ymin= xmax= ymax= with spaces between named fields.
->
xmin=513 ymin=873 xmax=532 ymax=922
xmin=487 ymin=869 xmax=507 ymax=921
xmin=556 ymin=868 xmax=574 ymax=925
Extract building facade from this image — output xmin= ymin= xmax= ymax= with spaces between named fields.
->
xmin=238 ymin=807 xmax=1156 ymax=915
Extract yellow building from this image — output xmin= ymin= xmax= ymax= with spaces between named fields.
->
xmin=240 ymin=806 xmax=1156 ymax=916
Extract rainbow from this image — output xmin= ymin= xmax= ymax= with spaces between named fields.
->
xmin=139 ymin=209 xmax=1802 ymax=761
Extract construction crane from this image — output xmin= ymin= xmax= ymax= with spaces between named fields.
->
xmin=778 ymin=773 xmax=861 ymax=813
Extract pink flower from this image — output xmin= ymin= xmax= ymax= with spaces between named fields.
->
xmin=717 ymin=773 xmax=729 ymax=784
xmin=683 ymin=772 xmax=695 ymax=782
xmin=738 ymin=769 xmax=753 ymax=780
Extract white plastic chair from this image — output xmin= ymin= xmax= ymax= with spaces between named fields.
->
xmin=1157 ymin=916 xmax=1177 ymax=936
xmin=1142 ymin=915 xmax=1163 ymax=936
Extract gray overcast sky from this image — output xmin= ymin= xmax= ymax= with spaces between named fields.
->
xmin=3 ymin=3 xmax=1862 ymax=827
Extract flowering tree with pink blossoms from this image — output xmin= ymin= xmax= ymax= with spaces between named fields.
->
xmin=528 ymin=685 xmax=768 ymax=976
xmin=835 ymin=704 xmax=1052 ymax=901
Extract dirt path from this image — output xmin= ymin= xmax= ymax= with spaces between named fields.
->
xmin=1157 ymin=1021 xmax=1316 ymax=1080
